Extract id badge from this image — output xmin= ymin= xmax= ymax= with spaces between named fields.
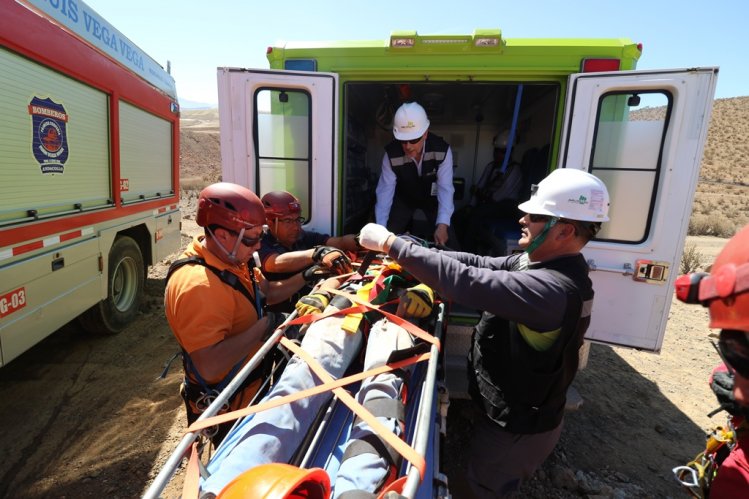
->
xmin=430 ymin=182 xmax=438 ymax=196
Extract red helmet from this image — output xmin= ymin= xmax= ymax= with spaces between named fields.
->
xmin=675 ymin=224 xmax=749 ymax=330
xmin=196 ymin=182 xmax=266 ymax=232
xmin=262 ymin=191 xmax=302 ymax=220
xmin=217 ymin=463 xmax=330 ymax=499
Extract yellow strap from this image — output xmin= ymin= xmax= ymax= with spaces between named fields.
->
xmin=341 ymin=282 xmax=375 ymax=333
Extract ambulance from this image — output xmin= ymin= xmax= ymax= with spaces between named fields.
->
xmin=0 ymin=0 xmax=181 ymax=366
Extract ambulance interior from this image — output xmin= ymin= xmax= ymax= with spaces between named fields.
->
xmin=341 ymin=82 xmax=559 ymax=254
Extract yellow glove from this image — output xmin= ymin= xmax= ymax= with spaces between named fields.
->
xmin=295 ymin=291 xmax=331 ymax=317
xmin=397 ymin=284 xmax=435 ymax=319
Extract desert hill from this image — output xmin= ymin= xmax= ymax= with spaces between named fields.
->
xmin=180 ymin=96 xmax=749 ymax=236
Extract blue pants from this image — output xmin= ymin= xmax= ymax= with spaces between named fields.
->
xmin=201 ymin=315 xmax=413 ymax=497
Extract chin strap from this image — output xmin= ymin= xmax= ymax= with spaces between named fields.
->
xmin=206 ymin=226 xmax=245 ymax=266
xmin=524 ymin=217 xmax=558 ymax=254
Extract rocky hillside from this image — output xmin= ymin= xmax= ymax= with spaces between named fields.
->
xmin=179 ymin=109 xmax=222 ymax=188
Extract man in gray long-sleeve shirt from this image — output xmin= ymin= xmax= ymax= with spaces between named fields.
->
xmin=358 ymin=168 xmax=611 ymax=497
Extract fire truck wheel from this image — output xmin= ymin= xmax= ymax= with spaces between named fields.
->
xmin=79 ymin=236 xmax=145 ymax=335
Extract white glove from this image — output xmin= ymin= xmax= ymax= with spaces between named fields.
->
xmin=357 ymin=223 xmax=394 ymax=252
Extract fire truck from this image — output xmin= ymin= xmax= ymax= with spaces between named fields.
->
xmin=0 ymin=0 xmax=181 ymax=367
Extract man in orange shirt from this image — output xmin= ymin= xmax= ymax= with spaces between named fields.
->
xmin=164 ymin=182 xmax=314 ymax=444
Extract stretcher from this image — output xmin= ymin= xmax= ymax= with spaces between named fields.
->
xmin=143 ymin=260 xmax=451 ymax=499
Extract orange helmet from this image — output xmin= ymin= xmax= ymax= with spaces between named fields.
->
xmin=197 ymin=182 xmax=266 ymax=232
xmin=217 ymin=463 xmax=331 ymax=499
xmin=262 ymin=191 xmax=302 ymax=220
xmin=675 ymin=224 xmax=749 ymax=330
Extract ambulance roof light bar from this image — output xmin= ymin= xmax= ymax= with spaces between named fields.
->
xmin=389 ymin=29 xmax=502 ymax=49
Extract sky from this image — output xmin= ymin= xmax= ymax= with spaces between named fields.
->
xmin=81 ymin=0 xmax=746 ymax=107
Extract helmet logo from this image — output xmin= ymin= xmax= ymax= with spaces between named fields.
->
xmin=568 ymin=195 xmax=588 ymax=206
xmin=402 ymin=120 xmax=416 ymax=130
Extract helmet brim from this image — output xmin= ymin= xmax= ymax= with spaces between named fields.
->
xmin=517 ymin=198 xmax=610 ymax=222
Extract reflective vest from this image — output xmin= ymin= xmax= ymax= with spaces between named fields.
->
xmin=384 ymin=133 xmax=449 ymax=212
xmin=467 ymin=254 xmax=593 ymax=434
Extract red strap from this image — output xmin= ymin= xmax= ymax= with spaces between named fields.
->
xmin=378 ymin=476 xmax=408 ymax=498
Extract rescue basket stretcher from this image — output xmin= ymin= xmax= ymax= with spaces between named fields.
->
xmin=143 ymin=259 xmax=451 ymax=499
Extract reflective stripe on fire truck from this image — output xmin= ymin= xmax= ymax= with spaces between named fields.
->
xmin=0 ymin=226 xmax=94 ymax=262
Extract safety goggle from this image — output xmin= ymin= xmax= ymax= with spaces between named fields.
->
xmin=719 ymin=329 xmax=749 ymax=379
xmin=399 ymin=135 xmax=424 ymax=145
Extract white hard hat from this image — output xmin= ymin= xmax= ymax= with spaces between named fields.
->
xmin=393 ymin=102 xmax=430 ymax=141
xmin=518 ymin=168 xmax=610 ymax=222
xmin=493 ymin=130 xmax=512 ymax=149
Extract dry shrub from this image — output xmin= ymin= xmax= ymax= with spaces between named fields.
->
xmin=712 ymin=217 xmax=737 ymax=238
xmin=680 ymin=243 xmax=704 ymax=274
xmin=688 ymin=213 xmax=711 ymax=235
xmin=180 ymin=177 xmax=211 ymax=192
xmin=688 ymin=213 xmax=738 ymax=237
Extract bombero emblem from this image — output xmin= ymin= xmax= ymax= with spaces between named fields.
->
xmin=28 ymin=96 xmax=69 ymax=174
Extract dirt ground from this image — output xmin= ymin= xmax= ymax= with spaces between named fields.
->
xmin=0 ymin=195 xmax=731 ymax=498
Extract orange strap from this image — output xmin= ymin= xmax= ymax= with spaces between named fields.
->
xmin=281 ymin=337 xmax=427 ymax=480
xmin=182 ymin=442 xmax=201 ymax=499
xmin=184 ymin=275 xmax=437 ymax=487
xmin=324 ymin=287 xmax=440 ymax=350
xmin=186 ymin=349 xmax=430 ymax=433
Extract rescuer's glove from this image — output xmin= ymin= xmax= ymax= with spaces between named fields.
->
xmin=302 ymin=265 xmax=335 ymax=286
xmin=357 ymin=223 xmax=395 ymax=253
xmin=708 ymin=365 xmax=749 ymax=418
xmin=312 ymin=246 xmax=353 ymax=274
xmin=397 ymin=283 xmax=435 ymax=319
xmin=295 ymin=291 xmax=332 ymax=317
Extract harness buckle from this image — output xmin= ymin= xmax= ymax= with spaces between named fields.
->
xmin=195 ymin=389 xmax=230 ymax=414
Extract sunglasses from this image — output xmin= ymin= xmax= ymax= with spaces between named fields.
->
xmin=278 ymin=216 xmax=306 ymax=225
xmin=226 ymin=227 xmax=266 ymax=247
xmin=399 ymin=135 xmax=424 ymax=145
xmin=527 ymin=213 xmax=552 ymax=223
xmin=719 ymin=329 xmax=749 ymax=379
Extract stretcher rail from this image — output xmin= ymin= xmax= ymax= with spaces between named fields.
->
xmin=142 ymin=312 xmax=298 ymax=499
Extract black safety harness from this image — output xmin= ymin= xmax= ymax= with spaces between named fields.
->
xmin=166 ymin=256 xmax=270 ymax=422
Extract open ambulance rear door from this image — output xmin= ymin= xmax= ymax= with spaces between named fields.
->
xmin=558 ymin=67 xmax=718 ymax=352
xmin=217 ymin=68 xmax=338 ymax=236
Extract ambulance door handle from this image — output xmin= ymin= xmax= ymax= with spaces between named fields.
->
xmin=586 ymin=260 xmax=633 ymax=276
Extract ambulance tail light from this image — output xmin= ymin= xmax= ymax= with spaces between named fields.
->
xmin=581 ymin=58 xmax=621 ymax=73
